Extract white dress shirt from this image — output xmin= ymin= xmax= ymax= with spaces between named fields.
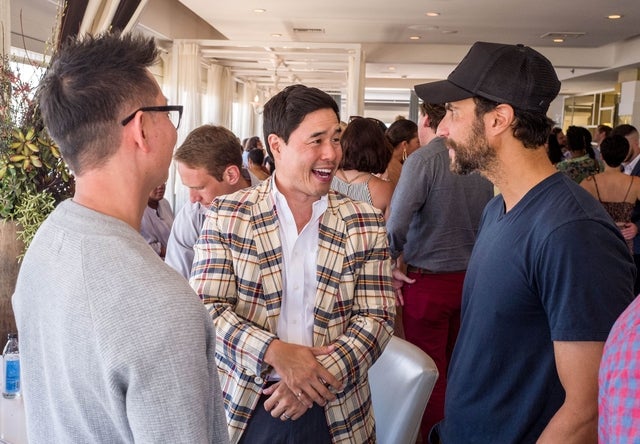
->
xmin=272 ymin=177 xmax=328 ymax=348
xmin=165 ymin=201 xmax=208 ymax=279
xmin=140 ymin=198 xmax=174 ymax=257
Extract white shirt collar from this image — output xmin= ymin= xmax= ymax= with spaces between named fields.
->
xmin=624 ymin=153 xmax=640 ymax=175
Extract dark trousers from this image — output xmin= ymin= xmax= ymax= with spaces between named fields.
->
xmin=239 ymin=393 xmax=331 ymax=444
xmin=403 ymin=270 xmax=465 ymax=440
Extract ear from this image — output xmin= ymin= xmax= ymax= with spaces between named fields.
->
xmin=224 ymin=165 xmax=242 ymax=185
xmin=125 ymin=111 xmax=152 ymax=153
xmin=487 ymin=104 xmax=515 ymax=137
xmin=267 ymin=134 xmax=282 ymax=159
xmin=420 ymin=113 xmax=431 ymax=129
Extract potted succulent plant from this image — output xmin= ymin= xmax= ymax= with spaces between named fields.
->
xmin=1 ymin=54 xmax=74 ymax=246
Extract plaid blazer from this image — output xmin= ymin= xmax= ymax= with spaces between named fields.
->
xmin=191 ymin=179 xmax=395 ymax=443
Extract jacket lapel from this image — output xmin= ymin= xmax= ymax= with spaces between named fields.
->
xmin=249 ymin=181 xmax=283 ymax=332
xmin=313 ymin=192 xmax=346 ymax=345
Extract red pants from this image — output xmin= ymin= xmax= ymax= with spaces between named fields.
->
xmin=402 ymin=270 xmax=465 ymax=440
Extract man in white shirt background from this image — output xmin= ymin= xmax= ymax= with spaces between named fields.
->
xmin=165 ymin=124 xmax=248 ymax=279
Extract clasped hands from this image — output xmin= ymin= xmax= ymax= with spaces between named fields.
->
xmin=262 ymin=339 xmax=343 ymax=421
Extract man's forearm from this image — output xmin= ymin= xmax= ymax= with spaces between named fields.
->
xmin=536 ymin=398 xmax=597 ymax=443
xmin=316 ymin=312 xmax=394 ymax=386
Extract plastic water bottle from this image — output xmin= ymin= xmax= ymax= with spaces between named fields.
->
xmin=3 ymin=333 xmax=20 ymax=399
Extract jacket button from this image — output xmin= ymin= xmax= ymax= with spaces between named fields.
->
xmin=254 ymin=377 xmax=264 ymax=385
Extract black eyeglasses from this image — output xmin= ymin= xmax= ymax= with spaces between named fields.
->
xmin=121 ymin=105 xmax=184 ymax=129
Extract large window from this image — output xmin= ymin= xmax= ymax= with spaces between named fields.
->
xmin=562 ymin=91 xmax=618 ymax=133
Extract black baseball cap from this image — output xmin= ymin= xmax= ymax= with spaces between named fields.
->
xmin=414 ymin=41 xmax=561 ymax=113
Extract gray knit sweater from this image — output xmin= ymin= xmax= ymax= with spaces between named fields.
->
xmin=13 ymin=200 xmax=229 ymax=443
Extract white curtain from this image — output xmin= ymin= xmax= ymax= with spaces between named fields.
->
xmin=240 ymin=82 xmax=257 ymax=140
xmin=174 ymin=42 xmax=202 ymax=136
xmin=204 ymin=63 xmax=234 ymax=129
xmin=165 ymin=41 xmax=201 ymax=213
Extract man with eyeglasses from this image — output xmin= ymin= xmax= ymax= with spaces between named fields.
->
xmin=12 ymin=32 xmax=229 ymax=443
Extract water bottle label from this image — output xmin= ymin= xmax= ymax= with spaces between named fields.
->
xmin=5 ymin=360 xmax=20 ymax=393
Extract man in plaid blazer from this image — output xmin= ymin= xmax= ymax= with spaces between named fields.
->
xmin=191 ymin=85 xmax=395 ymax=444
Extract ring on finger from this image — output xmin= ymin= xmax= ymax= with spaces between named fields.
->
xmin=296 ymin=391 xmax=302 ymax=399
xmin=281 ymin=413 xmax=291 ymax=420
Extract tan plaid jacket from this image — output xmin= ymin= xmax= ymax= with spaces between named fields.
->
xmin=191 ymin=179 xmax=395 ymax=443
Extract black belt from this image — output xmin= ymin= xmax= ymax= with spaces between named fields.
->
xmin=406 ymin=265 xmax=465 ymax=274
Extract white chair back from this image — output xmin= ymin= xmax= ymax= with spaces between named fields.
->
xmin=369 ymin=336 xmax=439 ymax=444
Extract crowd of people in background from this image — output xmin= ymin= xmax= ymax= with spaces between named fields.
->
xmin=12 ymin=31 xmax=640 ymax=444
xmin=550 ymin=123 xmax=640 ymax=277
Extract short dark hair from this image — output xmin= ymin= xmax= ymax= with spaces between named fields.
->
xmin=245 ymin=136 xmax=261 ymax=152
xmin=38 ymin=32 xmax=159 ymax=175
xmin=340 ymin=117 xmax=392 ymax=174
xmin=600 ymin=135 xmax=630 ymax=167
xmin=566 ymin=126 xmax=592 ymax=151
xmin=248 ymin=148 xmax=265 ymax=165
xmin=419 ymin=102 xmax=446 ymax=131
xmin=262 ymin=84 xmax=339 ymax=158
xmin=174 ymin=125 xmax=243 ymax=181
xmin=611 ymin=124 xmax=639 ymax=139
xmin=597 ymin=124 xmax=612 ymax=137
xmin=566 ymin=125 xmax=596 ymax=159
xmin=474 ymin=97 xmax=554 ymax=149
xmin=386 ymin=119 xmax=418 ymax=147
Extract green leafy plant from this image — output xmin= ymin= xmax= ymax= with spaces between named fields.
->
xmin=13 ymin=189 xmax=55 ymax=259
xmin=0 ymin=54 xmax=74 ymax=254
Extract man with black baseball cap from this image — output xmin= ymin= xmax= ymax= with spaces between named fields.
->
xmin=415 ymin=42 xmax=635 ymax=443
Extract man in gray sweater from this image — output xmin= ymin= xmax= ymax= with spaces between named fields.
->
xmin=12 ymin=32 xmax=229 ymax=443
xmin=386 ymin=100 xmax=493 ymax=440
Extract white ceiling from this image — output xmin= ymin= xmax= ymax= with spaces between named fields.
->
xmin=176 ymin=0 xmax=640 ymax=97
xmin=182 ymin=0 xmax=639 ymax=48
xmin=11 ymin=0 xmax=640 ymax=100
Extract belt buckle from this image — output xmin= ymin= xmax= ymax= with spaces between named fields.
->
xmin=409 ymin=265 xmax=430 ymax=274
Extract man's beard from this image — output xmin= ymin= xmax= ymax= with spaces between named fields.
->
xmin=446 ymin=116 xmax=497 ymax=175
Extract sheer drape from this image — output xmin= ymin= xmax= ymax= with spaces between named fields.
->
xmin=166 ymin=41 xmax=201 ymax=213
xmin=204 ymin=63 xmax=233 ymax=128
xmin=174 ymin=42 xmax=202 ymax=137
xmin=164 ymin=42 xmax=262 ymax=213
xmin=239 ymin=81 xmax=257 ymax=141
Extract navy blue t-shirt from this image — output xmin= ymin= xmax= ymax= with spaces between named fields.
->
xmin=440 ymin=173 xmax=635 ymax=444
